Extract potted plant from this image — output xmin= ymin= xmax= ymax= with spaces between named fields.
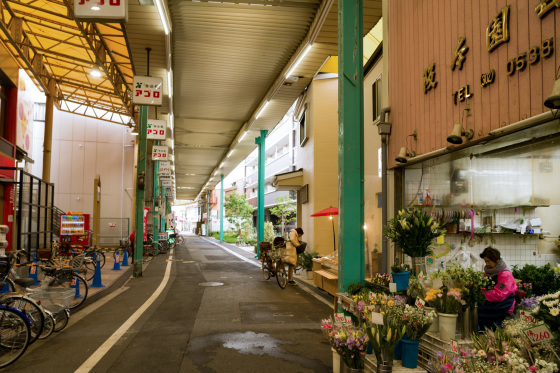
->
xmin=384 ymin=208 xmax=445 ymax=275
xmin=390 ymin=263 xmax=411 ymax=291
xmin=399 ymin=305 xmax=436 ymax=369
xmin=299 ymin=250 xmax=318 ymax=280
xmin=426 ymin=287 xmax=465 ymax=341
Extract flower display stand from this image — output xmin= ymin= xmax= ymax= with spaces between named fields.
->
xmin=364 ymin=355 xmax=426 ymax=373
xmin=417 ymin=332 xmax=473 ymax=372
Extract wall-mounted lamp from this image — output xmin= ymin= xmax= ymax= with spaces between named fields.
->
xmin=544 ymin=76 xmax=560 ymax=109
xmin=446 ymin=123 xmax=474 ymax=144
xmin=395 ymin=147 xmax=416 ymax=164
xmin=130 ymin=126 xmax=139 ymax=136
xmin=90 ymin=67 xmax=102 ymax=78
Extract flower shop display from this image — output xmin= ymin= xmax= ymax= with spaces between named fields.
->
xmin=321 ymin=318 xmax=369 ymax=371
xmin=511 ymin=263 xmax=560 ymax=296
xmin=400 ymin=305 xmax=436 ymax=368
xmin=390 ymin=264 xmax=411 ymax=291
xmin=370 ymin=273 xmax=393 ymax=289
xmin=532 ymin=290 xmax=560 ymax=340
xmin=384 ymin=208 xmax=445 ymax=275
xmin=365 ymin=307 xmax=406 ymax=371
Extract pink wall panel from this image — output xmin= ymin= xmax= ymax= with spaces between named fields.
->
xmin=387 ymin=0 xmax=560 ymax=168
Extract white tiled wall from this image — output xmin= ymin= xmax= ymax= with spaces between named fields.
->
xmin=403 ymin=157 xmax=559 ymax=271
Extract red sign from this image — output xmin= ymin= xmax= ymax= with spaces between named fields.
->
xmin=143 ymin=207 xmax=149 ymax=242
xmin=415 ymin=296 xmax=426 ymax=309
xmin=523 ymin=324 xmax=554 ymax=345
xmin=450 ymin=339 xmax=459 ymax=354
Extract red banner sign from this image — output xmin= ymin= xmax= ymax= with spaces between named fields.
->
xmin=143 ymin=207 xmax=149 ymax=242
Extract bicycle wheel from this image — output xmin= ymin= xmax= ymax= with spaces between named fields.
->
xmin=176 ymin=236 xmax=185 ymax=245
xmin=53 ymin=309 xmax=69 ymax=332
xmin=3 ymin=296 xmax=44 ymax=345
xmin=143 ymin=245 xmax=155 ymax=263
xmin=276 ymin=261 xmax=287 ymax=289
xmin=0 ymin=306 xmax=30 ymax=368
xmin=261 ymin=258 xmax=271 ymax=280
xmin=38 ymin=311 xmax=55 ymax=339
xmin=69 ymin=274 xmax=88 ymax=309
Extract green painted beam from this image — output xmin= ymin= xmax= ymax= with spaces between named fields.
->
xmin=206 ymin=190 xmax=210 ymax=235
xmin=134 ymin=105 xmax=148 ymax=277
xmin=255 ymin=129 xmax=268 ymax=258
xmin=220 ymin=174 xmax=224 ymax=242
xmin=338 ymin=0 xmax=365 ymax=292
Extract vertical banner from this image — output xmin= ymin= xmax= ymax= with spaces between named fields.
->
xmin=133 ymin=76 xmax=163 ymax=106
xmin=74 ymin=0 xmax=127 ymax=21
xmin=143 ymin=207 xmax=149 ymax=242
xmin=16 ymin=70 xmax=34 ymax=172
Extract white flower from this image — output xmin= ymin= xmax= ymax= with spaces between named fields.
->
xmin=550 ymin=307 xmax=560 ymax=316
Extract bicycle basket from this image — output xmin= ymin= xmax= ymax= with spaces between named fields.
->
xmin=28 ymin=288 xmax=75 ymax=313
xmin=272 ymin=237 xmax=286 ymax=249
xmin=169 ymin=233 xmax=177 ymax=239
xmin=0 ymin=257 xmax=9 ymax=274
xmin=119 ymin=239 xmax=129 ymax=246
xmin=259 ymin=242 xmax=272 ymax=251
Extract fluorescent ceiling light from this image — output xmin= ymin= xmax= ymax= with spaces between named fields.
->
xmin=239 ymin=131 xmax=248 ymax=142
xmin=226 ymin=151 xmax=233 ymax=158
xmin=90 ymin=68 xmax=102 ymax=78
xmin=167 ymin=70 xmax=173 ymax=98
xmin=154 ymin=0 xmax=170 ymax=35
xmin=91 ymin=6 xmax=100 ymax=10
xmin=219 ymin=162 xmax=224 ymax=168
xmin=255 ymin=101 xmax=270 ymax=119
xmin=285 ymin=44 xmax=313 ymax=79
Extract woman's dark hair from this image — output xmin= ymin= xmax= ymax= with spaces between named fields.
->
xmin=480 ymin=247 xmax=501 ymax=262
xmin=295 ymin=228 xmax=304 ymax=235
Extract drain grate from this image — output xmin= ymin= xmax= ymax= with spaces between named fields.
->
xmin=199 ymin=282 xmax=224 ymax=287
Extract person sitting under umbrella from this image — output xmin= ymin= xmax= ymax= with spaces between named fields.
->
xmin=284 ymin=227 xmax=304 ymax=286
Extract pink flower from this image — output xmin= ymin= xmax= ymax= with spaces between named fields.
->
xmin=530 ymin=367 xmax=537 ymax=372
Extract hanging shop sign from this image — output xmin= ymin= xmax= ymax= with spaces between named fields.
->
xmin=161 ymin=180 xmax=172 ymax=187
xmin=74 ymin=0 xmax=127 ymax=21
xmin=147 ymin=119 xmax=167 ymax=140
xmin=158 ymin=161 xmax=171 ymax=175
xmin=165 ymin=188 xmax=173 ymax=198
xmin=133 ymin=76 xmax=163 ymax=106
xmin=152 ymin=145 xmax=168 ymax=161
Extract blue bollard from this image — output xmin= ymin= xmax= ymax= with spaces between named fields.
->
xmin=112 ymin=250 xmax=121 ymax=271
xmin=29 ymin=257 xmax=40 ymax=286
xmin=72 ymin=270 xmax=85 ymax=297
xmin=121 ymin=248 xmax=130 ymax=267
xmin=90 ymin=256 xmax=105 ymax=288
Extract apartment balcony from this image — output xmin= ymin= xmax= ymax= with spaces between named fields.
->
xmin=245 ymin=152 xmax=290 ymax=189
xmin=247 ymin=190 xmax=296 ymax=208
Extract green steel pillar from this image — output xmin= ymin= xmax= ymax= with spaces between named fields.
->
xmin=153 ymin=140 xmax=160 ymax=255
xmin=134 ymin=106 xmax=149 ymax=277
xmin=206 ymin=190 xmax=210 ymax=236
xmin=254 ymin=129 xmax=268 ymax=258
xmin=220 ymin=174 xmax=224 ymax=242
xmin=338 ymin=0 xmax=364 ymax=292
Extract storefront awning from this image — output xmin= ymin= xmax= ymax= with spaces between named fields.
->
xmin=272 ymin=168 xmax=304 ymax=191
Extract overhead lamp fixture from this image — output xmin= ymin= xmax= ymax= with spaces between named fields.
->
xmin=395 ymin=147 xmax=416 ymax=164
xmin=239 ymin=131 xmax=248 ymax=143
xmin=226 ymin=151 xmax=233 ymax=158
xmin=130 ymin=126 xmax=139 ymax=136
xmin=285 ymin=44 xmax=312 ymax=79
xmin=167 ymin=70 xmax=173 ymax=98
xmin=154 ymin=0 xmax=171 ymax=35
xmin=446 ymin=123 xmax=474 ymax=145
xmin=219 ymin=162 xmax=224 ymax=169
xmin=255 ymin=101 xmax=270 ymax=119
xmin=544 ymin=75 xmax=560 ymax=109
xmin=90 ymin=67 xmax=102 ymax=78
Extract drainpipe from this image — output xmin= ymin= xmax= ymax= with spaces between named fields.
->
xmin=377 ymin=107 xmax=391 ymax=274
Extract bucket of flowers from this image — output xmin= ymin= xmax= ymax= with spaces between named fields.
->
xmin=321 ymin=317 xmax=369 ymax=372
xmin=399 ymin=305 xmax=436 ymax=368
xmin=426 ymin=287 xmax=465 ymax=341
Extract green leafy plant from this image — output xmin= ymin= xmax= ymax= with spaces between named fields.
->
xmin=224 ymin=191 xmax=254 ymax=235
xmin=299 ymin=250 xmax=318 ymax=271
xmin=269 ymin=195 xmax=296 ymax=236
xmin=511 ymin=263 xmax=560 ymax=296
xmin=240 ymin=222 xmax=256 ymax=246
xmin=390 ymin=263 xmax=411 ymax=273
xmin=348 ymin=282 xmax=365 ymax=296
xmin=264 ymin=221 xmax=275 ymax=242
xmin=383 ymin=208 xmax=445 ymax=257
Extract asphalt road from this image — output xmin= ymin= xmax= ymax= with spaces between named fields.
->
xmin=5 ymin=235 xmax=333 ymax=373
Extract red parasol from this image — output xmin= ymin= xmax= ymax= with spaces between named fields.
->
xmin=311 ymin=206 xmax=338 ymax=251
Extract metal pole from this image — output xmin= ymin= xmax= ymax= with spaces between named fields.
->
xmin=153 ymin=140 xmax=159 ymax=254
xmin=255 ymin=129 xmax=268 ymax=258
xmin=220 ymin=174 xmax=224 ymax=242
xmin=206 ymin=190 xmax=210 ymax=236
xmin=134 ymin=105 xmax=148 ymax=277
xmin=42 ymin=83 xmax=55 ymax=182
xmin=338 ymin=0 xmax=364 ymax=293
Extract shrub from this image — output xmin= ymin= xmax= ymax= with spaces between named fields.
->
xmin=511 ymin=263 xmax=560 ymax=296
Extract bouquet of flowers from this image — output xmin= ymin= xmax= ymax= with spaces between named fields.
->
xmin=427 ymin=288 xmax=465 ymax=314
xmin=445 ymin=266 xmax=494 ymax=308
xmin=518 ymin=282 xmax=534 ymax=298
xmin=407 ymin=277 xmax=425 ymax=300
xmin=532 ymin=290 xmax=560 ymax=340
xmin=402 ymin=305 xmax=436 ymax=340
xmin=366 ymin=310 xmax=406 ymax=367
xmin=518 ymin=296 xmax=539 ymax=311
xmin=321 ymin=318 xmax=369 ymax=370
xmin=390 ymin=263 xmax=411 ymax=273
xmin=383 ymin=208 xmax=445 ymax=257
xmin=370 ymin=273 xmax=392 ymax=288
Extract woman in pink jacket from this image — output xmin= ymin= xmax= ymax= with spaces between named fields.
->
xmin=477 ymin=247 xmax=517 ymax=331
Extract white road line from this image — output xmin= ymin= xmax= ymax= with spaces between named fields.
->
xmin=201 ymin=237 xmax=333 ymax=308
xmin=75 ymin=256 xmax=173 ymax=373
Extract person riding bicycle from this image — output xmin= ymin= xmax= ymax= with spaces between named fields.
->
xmin=284 ymin=228 xmax=304 ymax=286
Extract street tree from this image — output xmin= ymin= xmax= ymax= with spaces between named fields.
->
xmin=269 ymin=195 xmax=296 ymax=236
xmin=224 ymin=191 xmax=253 ymax=234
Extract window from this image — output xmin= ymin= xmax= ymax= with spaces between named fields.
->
xmin=299 ymin=103 xmax=308 ymax=146
xmin=372 ymin=75 xmax=382 ymax=121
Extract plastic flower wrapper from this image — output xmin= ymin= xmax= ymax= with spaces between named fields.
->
xmin=365 ymin=310 xmax=406 ymax=367
xmin=532 ymin=290 xmax=560 ymax=340
xmin=402 ymin=304 xmax=436 ymax=340
xmin=321 ymin=318 xmax=369 ymax=370
xmin=407 ymin=277 xmax=425 ymax=300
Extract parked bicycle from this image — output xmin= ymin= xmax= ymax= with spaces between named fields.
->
xmin=0 ymin=302 xmax=31 ymax=368
xmin=260 ymin=239 xmax=288 ymax=289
